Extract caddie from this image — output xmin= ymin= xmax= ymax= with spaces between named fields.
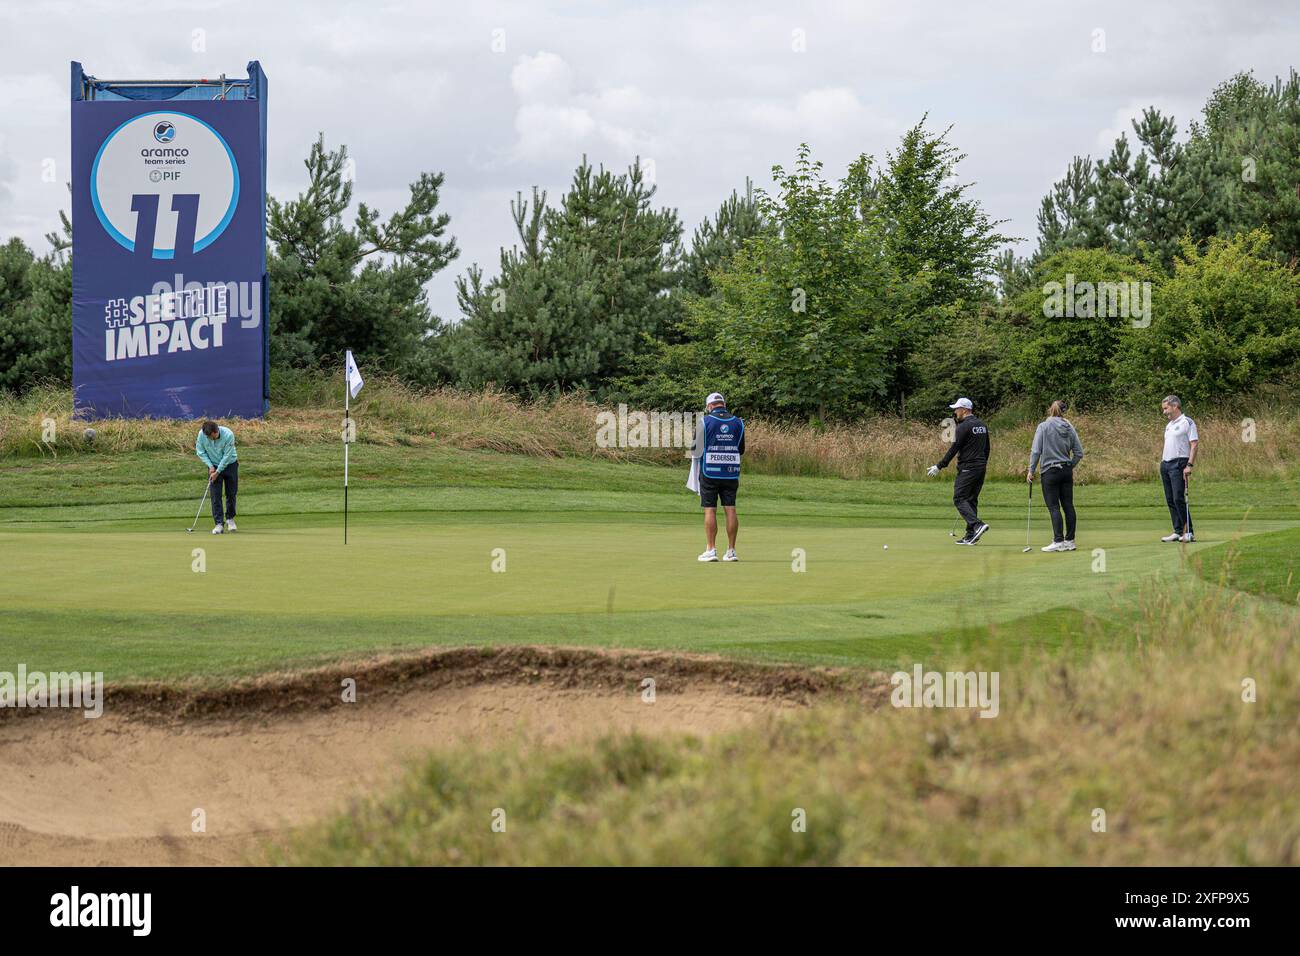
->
xmin=691 ymin=392 xmax=745 ymax=562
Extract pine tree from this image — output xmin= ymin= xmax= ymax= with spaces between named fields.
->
xmin=1034 ymin=70 xmax=1300 ymax=269
xmin=1177 ymin=70 xmax=1300 ymax=265
xmin=453 ymin=158 xmax=682 ymax=393
xmin=0 ymin=218 xmax=72 ymax=392
xmin=677 ymin=180 xmax=766 ymax=298
xmin=1036 ymin=157 xmax=1100 ymax=257
xmin=267 ymin=135 xmax=458 ymax=372
xmin=452 ymin=189 xmax=603 ymax=392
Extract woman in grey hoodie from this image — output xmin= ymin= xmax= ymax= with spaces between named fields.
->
xmin=1027 ymin=400 xmax=1085 ymax=552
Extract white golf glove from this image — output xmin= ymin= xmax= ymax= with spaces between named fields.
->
xmin=926 ymin=465 xmax=939 ymax=478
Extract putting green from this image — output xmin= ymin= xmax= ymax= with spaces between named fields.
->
xmin=2 ymin=445 xmax=1294 ymax=679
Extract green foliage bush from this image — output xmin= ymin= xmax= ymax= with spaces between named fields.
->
xmin=1012 ymin=248 xmax=1162 ymax=409
xmin=1112 ymin=230 xmax=1300 ymax=406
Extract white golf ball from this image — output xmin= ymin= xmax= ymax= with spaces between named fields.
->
xmin=883 ymin=544 xmax=889 ymax=550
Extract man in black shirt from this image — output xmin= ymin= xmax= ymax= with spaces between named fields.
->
xmin=927 ymin=398 xmax=991 ymax=544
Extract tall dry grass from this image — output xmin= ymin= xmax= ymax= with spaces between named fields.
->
xmin=3 ymin=378 xmax=1297 ymax=481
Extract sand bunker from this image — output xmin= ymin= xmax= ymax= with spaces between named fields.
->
xmin=0 ymin=646 xmax=868 ymax=865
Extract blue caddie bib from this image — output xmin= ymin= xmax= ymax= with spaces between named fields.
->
xmin=701 ymin=411 xmax=744 ymax=480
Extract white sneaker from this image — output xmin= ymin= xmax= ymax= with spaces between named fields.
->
xmin=1041 ymin=541 xmax=1063 ymax=552
xmin=1181 ymin=533 xmax=1195 ymax=543
xmin=211 ymin=525 xmax=224 ymax=535
xmin=226 ymin=519 xmax=237 ymax=532
xmin=722 ymin=549 xmax=738 ymax=562
xmin=1161 ymin=533 xmax=1181 ymax=543
xmin=697 ymin=549 xmax=718 ymax=562
xmin=1061 ymin=540 xmax=1076 ymax=551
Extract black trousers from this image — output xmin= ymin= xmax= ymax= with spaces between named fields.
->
xmin=1040 ymin=464 xmax=1076 ymax=542
xmin=210 ymin=460 xmax=238 ymax=525
xmin=952 ymin=465 xmax=986 ymax=536
xmin=1160 ymin=458 xmax=1192 ymax=534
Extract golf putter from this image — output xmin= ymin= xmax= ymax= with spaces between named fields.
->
xmin=1183 ymin=475 xmax=1192 ymax=538
xmin=187 ymin=480 xmax=213 ymax=533
xmin=1023 ymin=479 xmax=1034 ymax=552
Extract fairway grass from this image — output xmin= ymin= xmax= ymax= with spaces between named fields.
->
xmin=1196 ymin=526 xmax=1300 ymax=605
xmin=2 ymin=445 xmax=1298 ymax=680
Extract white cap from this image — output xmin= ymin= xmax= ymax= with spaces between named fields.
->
xmin=706 ymin=392 xmax=725 ymax=406
xmin=949 ymin=397 xmax=973 ymax=410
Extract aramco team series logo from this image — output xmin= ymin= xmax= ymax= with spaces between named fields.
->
xmin=91 ymin=111 xmax=239 ymax=259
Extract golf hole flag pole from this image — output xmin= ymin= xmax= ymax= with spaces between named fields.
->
xmin=344 ymin=350 xmax=364 ymax=544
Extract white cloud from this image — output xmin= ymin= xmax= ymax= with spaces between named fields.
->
xmin=513 ymin=103 xmax=597 ymax=160
xmin=511 ymin=51 xmax=573 ymax=103
xmin=795 ymin=88 xmax=866 ymax=132
xmin=0 ymin=145 xmax=16 ymax=212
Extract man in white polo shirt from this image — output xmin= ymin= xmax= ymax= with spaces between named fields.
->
xmin=1159 ymin=394 xmax=1198 ymax=543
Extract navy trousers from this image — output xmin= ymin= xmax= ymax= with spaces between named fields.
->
xmin=210 ymin=460 xmax=239 ymax=525
xmin=1160 ymin=458 xmax=1192 ymax=534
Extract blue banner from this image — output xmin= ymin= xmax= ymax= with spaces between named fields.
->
xmin=70 ymin=62 xmax=269 ymax=419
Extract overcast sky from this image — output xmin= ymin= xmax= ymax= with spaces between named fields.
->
xmin=1 ymin=0 xmax=1297 ymax=322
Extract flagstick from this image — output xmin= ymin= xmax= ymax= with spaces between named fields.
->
xmin=344 ymin=374 xmax=350 ymax=545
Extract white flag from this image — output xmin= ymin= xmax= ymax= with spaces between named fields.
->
xmin=345 ymin=350 xmax=364 ymax=399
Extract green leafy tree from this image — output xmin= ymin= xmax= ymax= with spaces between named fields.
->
xmin=871 ymin=119 xmax=1012 ymax=403
xmin=613 ymin=181 xmax=770 ymax=407
xmin=687 ymin=145 xmax=923 ymax=421
xmin=907 ymin=304 xmax=1025 ymax=418
xmin=874 ymin=119 xmax=1013 ymax=309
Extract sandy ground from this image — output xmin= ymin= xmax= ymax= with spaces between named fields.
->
xmin=0 ymin=647 xmax=857 ymax=866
